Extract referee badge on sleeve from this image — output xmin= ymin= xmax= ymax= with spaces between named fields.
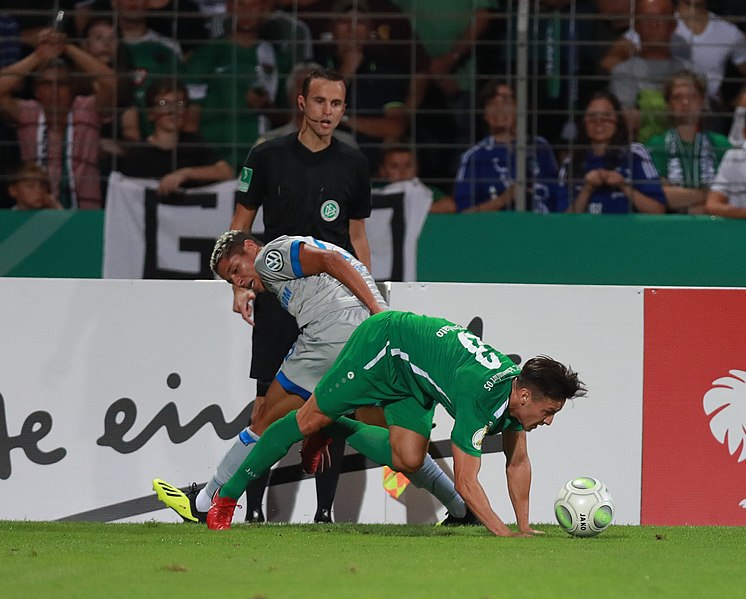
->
xmin=238 ymin=167 xmax=253 ymax=192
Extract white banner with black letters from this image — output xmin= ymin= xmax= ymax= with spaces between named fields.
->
xmin=103 ymin=172 xmax=238 ymax=279
xmin=103 ymin=173 xmax=431 ymax=282
xmin=367 ymin=179 xmax=432 ymax=282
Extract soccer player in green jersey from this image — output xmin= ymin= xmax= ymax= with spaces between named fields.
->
xmin=208 ymin=310 xmax=587 ymax=536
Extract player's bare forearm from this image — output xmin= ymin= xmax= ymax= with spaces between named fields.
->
xmin=506 ymin=460 xmax=532 ymax=532
xmin=349 ymin=219 xmax=372 ymax=271
xmin=459 ymin=480 xmax=514 ymax=537
xmin=503 ymin=430 xmax=539 ymax=534
xmin=452 ymin=444 xmax=516 ymax=537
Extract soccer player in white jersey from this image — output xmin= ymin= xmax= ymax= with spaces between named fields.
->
xmin=153 ymin=230 xmax=473 ymax=524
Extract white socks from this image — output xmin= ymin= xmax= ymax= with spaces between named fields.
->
xmin=196 ymin=426 xmax=261 ymax=513
xmin=407 ymin=453 xmax=466 ymax=518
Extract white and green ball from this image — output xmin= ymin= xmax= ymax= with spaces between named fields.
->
xmin=554 ymin=477 xmax=615 ymax=537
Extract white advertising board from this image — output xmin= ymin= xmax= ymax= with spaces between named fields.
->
xmin=0 ymin=279 xmax=391 ymax=524
xmin=0 ymin=279 xmax=643 ymax=526
xmin=0 ymin=279 xmax=249 ymax=521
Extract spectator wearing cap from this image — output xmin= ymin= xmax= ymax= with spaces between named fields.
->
xmin=7 ymin=162 xmax=62 ymax=210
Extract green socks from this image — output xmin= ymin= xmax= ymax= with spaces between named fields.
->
xmin=325 ymin=416 xmax=393 ymax=468
xmin=219 ymin=411 xmax=303 ymax=499
xmin=218 ymin=413 xmax=395 ymax=500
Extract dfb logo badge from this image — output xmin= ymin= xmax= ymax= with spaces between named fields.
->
xmin=320 ymin=200 xmax=339 ymax=222
xmin=264 ymin=250 xmax=284 ymax=272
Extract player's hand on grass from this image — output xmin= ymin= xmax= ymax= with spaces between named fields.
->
xmin=493 ymin=528 xmax=523 ymax=538
xmin=520 ymin=527 xmax=545 ymax=536
xmin=232 ymin=285 xmax=256 ymax=326
xmin=494 ymin=527 xmax=541 ymax=538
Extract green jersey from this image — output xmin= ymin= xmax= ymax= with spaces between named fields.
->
xmin=182 ymin=38 xmax=278 ymax=169
xmin=315 ymin=311 xmax=523 ymax=457
xmin=646 ymin=129 xmax=730 ymax=190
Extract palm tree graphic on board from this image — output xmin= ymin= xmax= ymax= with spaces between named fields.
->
xmin=703 ymin=370 xmax=746 ymax=509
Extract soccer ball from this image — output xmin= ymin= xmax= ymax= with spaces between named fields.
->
xmin=554 ymin=476 xmax=615 ymax=537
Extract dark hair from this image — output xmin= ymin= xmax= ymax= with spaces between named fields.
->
xmin=379 ymin=143 xmax=415 ymax=161
xmin=209 ymin=230 xmax=264 ymax=276
xmin=144 ymin=77 xmax=187 ymax=108
xmin=478 ymin=79 xmax=515 ymax=110
xmin=286 ymin=61 xmax=323 ymax=102
xmin=516 ymin=355 xmax=587 ymax=402
xmin=81 ymin=16 xmax=114 ymax=40
xmin=33 ymin=58 xmax=71 ymax=85
xmin=568 ymin=89 xmax=628 ymax=185
xmin=301 ymin=67 xmax=345 ymax=99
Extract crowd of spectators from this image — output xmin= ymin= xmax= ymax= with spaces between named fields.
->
xmin=1 ymin=0 xmax=746 ymax=216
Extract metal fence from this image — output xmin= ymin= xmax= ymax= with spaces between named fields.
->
xmin=1 ymin=1 xmax=745 ymax=211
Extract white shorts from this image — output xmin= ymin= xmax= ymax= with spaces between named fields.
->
xmin=275 ymin=307 xmax=371 ymax=399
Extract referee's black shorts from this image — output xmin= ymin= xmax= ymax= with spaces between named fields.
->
xmin=250 ymin=292 xmax=300 ymax=396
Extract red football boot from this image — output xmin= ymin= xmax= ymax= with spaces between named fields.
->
xmin=206 ymin=490 xmax=241 ymax=530
xmin=300 ymin=431 xmax=332 ymax=474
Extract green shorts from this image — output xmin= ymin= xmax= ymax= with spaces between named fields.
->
xmin=314 ymin=311 xmax=436 ymax=439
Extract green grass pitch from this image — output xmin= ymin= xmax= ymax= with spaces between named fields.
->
xmin=1 ymin=521 xmax=744 ymax=598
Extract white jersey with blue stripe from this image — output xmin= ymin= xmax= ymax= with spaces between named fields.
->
xmin=254 ymin=235 xmax=385 ymax=329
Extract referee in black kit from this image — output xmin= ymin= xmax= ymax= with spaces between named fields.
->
xmin=228 ymin=67 xmax=373 ymax=523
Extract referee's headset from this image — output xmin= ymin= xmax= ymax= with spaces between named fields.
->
xmin=300 ymin=98 xmax=325 ymax=125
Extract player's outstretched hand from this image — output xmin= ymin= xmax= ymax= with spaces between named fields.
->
xmin=232 ymin=285 xmax=256 ymax=326
xmin=520 ymin=527 xmax=545 ymax=536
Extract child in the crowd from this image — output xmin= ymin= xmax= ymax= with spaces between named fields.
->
xmin=376 ymin=145 xmax=455 ymax=213
xmin=7 ymin=162 xmax=62 ymax=210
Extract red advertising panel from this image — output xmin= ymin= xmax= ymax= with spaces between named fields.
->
xmin=643 ymin=288 xmax=746 ymax=525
